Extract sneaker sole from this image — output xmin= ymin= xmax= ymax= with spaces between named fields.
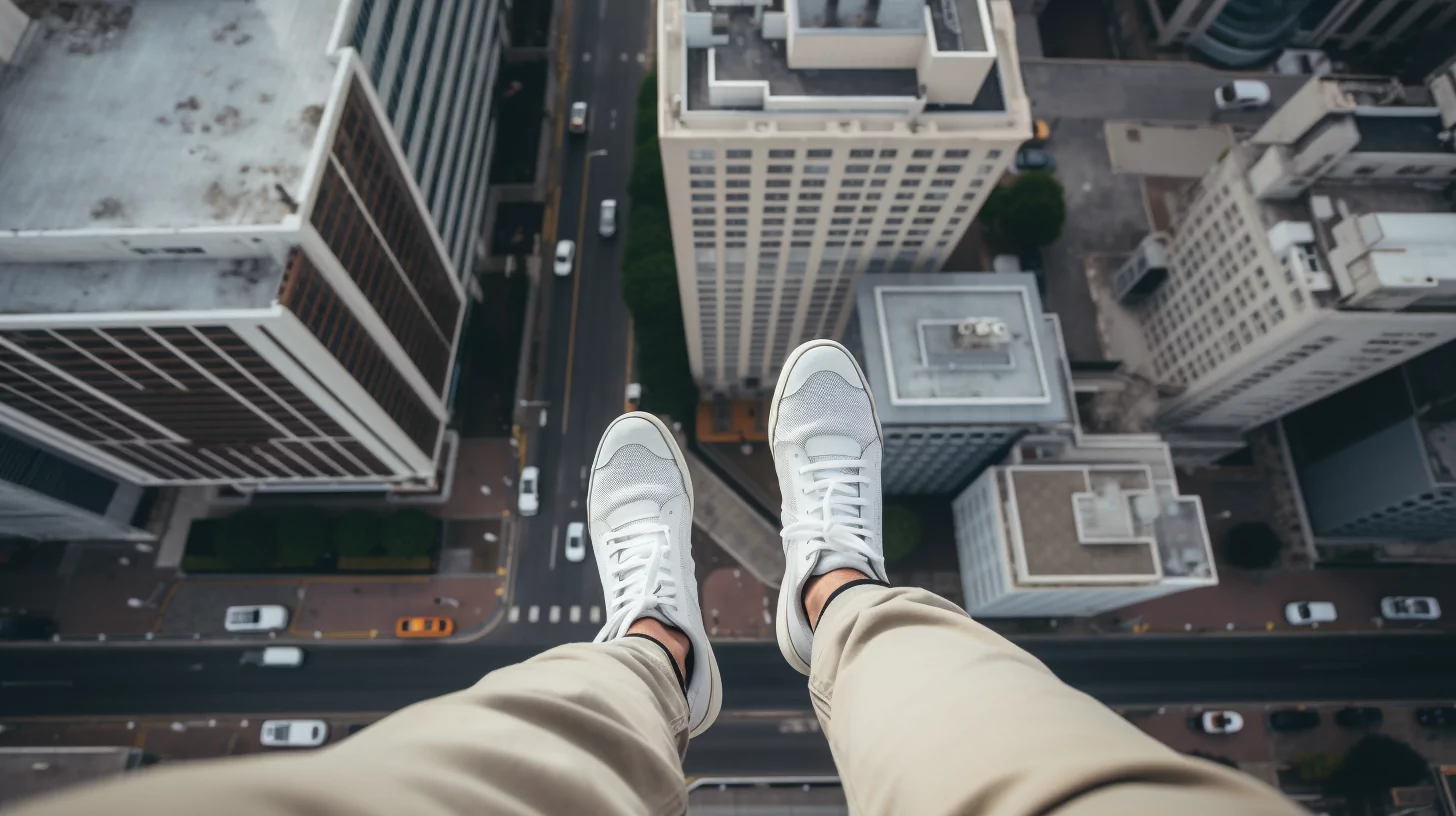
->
xmin=768 ymin=340 xmax=883 ymax=677
xmin=587 ymin=411 xmax=722 ymax=737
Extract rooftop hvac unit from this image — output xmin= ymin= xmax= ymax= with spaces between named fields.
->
xmin=1113 ymin=234 xmax=1170 ymax=304
xmin=952 ymin=317 xmax=1010 ymax=349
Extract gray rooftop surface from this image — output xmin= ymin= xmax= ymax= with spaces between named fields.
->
xmin=0 ymin=0 xmax=341 ymax=232
xmin=853 ymin=272 xmax=1073 ymax=428
xmin=0 ymin=256 xmax=285 ymax=314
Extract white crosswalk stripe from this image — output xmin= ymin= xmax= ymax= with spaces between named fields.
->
xmin=590 ymin=606 xmax=601 ymax=624
xmin=569 ymin=605 xmax=581 ymax=623
xmin=508 ymin=606 xmax=520 ymax=624
xmin=528 ymin=605 xmax=540 ymax=623
xmin=549 ymin=605 xmax=561 ymax=623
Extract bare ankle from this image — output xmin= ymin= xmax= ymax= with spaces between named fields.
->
xmin=627 ymin=617 xmax=689 ymax=677
xmin=803 ymin=568 xmax=871 ymax=630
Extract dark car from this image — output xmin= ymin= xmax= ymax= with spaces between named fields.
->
xmin=0 ymin=615 xmax=56 ymax=641
xmin=1015 ymin=147 xmax=1055 ymax=173
xmin=1416 ymin=707 xmax=1456 ymax=729
xmin=1268 ymin=709 xmax=1321 ymax=732
xmin=1334 ymin=706 xmax=1383 ymax=728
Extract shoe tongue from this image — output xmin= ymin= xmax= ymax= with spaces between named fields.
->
xmin=805 ymin=435 xmax=860 ymax=459
xmin=608 ymin=499 xmax=660 ymax=530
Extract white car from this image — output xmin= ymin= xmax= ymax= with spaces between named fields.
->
xmin=224 ymin=605 xmax=289 ymax=633
xmin=260 ymin=719 xmax=328 ymax=748
xmin=1285 ymin=601 xmax=1337 ymax=626
xmin=1381 ymin=596 xmax=1441 ymax=621
xmin=518 ymin=465 xmax=540 ymax=517
xmin=1214 ymin=80 xmax=1271 ymax=110
xmin=569 ymin=101 xmax=588 ymax=134
xmin=599 ymin=199 xmax=618 ymax=238
xmin=240 ymin=646 xmax=304 ymax=668
xmin=564 ymin=522 xmax=586 ymax=563
xmin=1192 ymin=710 xmax=1244 ymax=735
xmin=625 ymin=382 xmax=642 ymax=409
xmin=553 ymin=239 xmax=575 ymax=277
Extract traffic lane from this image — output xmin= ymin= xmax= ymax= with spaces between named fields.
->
xmin=685 ymin=718 xmax=837 ymax=776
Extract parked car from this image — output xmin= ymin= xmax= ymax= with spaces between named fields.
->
xmin=0 ymin=615 xmax=56 ymax=641
xmin=564 ymin=522 xmax=587 ymax=563
xmin=1417 ymin=707 xmax=1456 ymax=729
xmin=395 ymin=616 xmax=454 ymax=639
xmin=260 ymin=719 xmax=328 ymax=748
xmin=569 ymin=101 xmax=589 ymax=134
xmin=1380 ymin=596 xmax=1441 ymax=620
xmin=1189 ymin=710 xmax=1244 ymax=735
xmin=1334 ymin=706 xmax=1383 ymax=728
xmin=599 ymin=199 xmax=618 ymax=238
xmin=224 ymin=605 xmax=289 ymax=633
xmin=240 ymin=646 xmax=305 ymax=668
xmin=1214 ymin=80 xmax=1271 ymax=110
xmin=1268 ymin=708 xmax=1321 ymax=732
xmin=518 ymin=465 xmax=540 ymax=516
xmin=1285 ymin=601 xmax=1337 ymax=626
xmin=553 ymin=240 xmax=576 ymax=277
xmin=1014 ymin=146 xmax=1055 ymax=172
xmin=625 ymin=382 xmax=642 ymax=410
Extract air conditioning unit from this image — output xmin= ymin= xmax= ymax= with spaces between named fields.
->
xmin=952 ymin=318 xmax=1010 ymax=350
xmin=1113 ymin=233 xmax=1170 ymax=304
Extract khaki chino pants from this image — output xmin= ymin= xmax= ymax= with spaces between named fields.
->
xmin=9 ymin=586 xmax=1301 ymax=816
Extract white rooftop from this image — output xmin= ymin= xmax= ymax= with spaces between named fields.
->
xmin=0 ymin=0 xmax=341 ymax=232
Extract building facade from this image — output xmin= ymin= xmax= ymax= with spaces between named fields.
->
xmin=0 ymin=0 xmax=506 ymax=491
xmin=847 ymin=272 xmax=1073 ymax=495
xmin=1146 ymin=0 xmax=1456 ymax=67
xmin=656 ymin=0 xmax=1033 ymax=394
xmin=0 ymin=427 xmax=151 ymax=541
xmin=1102 ymin=75 xmax=1456 ymax=434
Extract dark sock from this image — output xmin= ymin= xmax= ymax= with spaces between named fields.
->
xmin=811 ymin=577 xmax=890 ymax=631
xmin=624 ymin=632 xmax=688 ymax=693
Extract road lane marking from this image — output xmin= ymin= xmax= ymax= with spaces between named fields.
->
xmin=560 ymin=151 xmax=601 ymax=430
xmin=508 ymin=606 xmax=520 ymax=623
xmin=549 ymin=523 xmax=560 ymax=571
xmin=590 ymin=606 xmax=601 ymax=623
xmin=549 ymin=605 xmax=561 ymax=623
xmin=570 ymin=605 xmax=581 ymax=623
xmin=528 ymin=605 xmax=540 ymax=623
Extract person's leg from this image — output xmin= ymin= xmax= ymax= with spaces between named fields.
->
xmin=767 ymin=340 xmax=1300 ymax=816
xmin=9 ymin=413 xmax=720 ymax=816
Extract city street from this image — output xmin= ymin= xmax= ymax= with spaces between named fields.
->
xmin=5 ymin=635 xmax=1456 ymax=721
xmin=497 ymin=0 xmax=652 ymax=644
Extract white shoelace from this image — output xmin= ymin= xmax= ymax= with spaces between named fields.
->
xmin=593 ymin=520 xmax=679 ymax=642
xmin=780 ymin=458 xmax=881 ymax=574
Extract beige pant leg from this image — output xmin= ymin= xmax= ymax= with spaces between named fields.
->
xmin=7 ymin=640 xmax=689 ymax=816
xmin=810 ymin=585 xmax=1302 ymax=816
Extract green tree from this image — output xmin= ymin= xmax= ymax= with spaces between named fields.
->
xmin=979 ymin=171 xmax=1066 ymax=253
xmin=1223 ymin=522 xmax=1283 ymax=569
xmin=332 ymin=511 xmax=381 ymax=559
xmin=1327 ymin=735 xmax=1429 ymax=809
xmin=628 ymin=136 xmax=666 ymax=208
xmin=1291 ymin=752 xmax=1340 ymax=785
xmin=883 ymin=504 xmax=922 ymax=564
xmin=214 ymin=510 xmax=279 ymax=572
xmin=276 ymin=508 xmax=330 ymax=569
xmin=381 ymin=509 xmax=440 ymax=559
xmin=623 ymin=206 xmax=673 ymax=267
xmin=635 ymin=72 xmax=658 ymax=146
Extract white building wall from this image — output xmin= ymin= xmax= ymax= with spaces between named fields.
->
xmin=953 ymin=469 xmax=1014 ymax=614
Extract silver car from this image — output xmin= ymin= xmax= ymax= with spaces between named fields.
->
xmin=599 ymin=199 xmax=617 ymax=238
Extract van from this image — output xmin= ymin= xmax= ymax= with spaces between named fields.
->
xmin=241 ymin=646 xmax=305 ymax=668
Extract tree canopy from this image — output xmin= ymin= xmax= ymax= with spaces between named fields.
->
xmin=979 ymin=171 xmax=1066 ymax=253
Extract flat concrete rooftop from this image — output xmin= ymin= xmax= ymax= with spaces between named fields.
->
xmin=0 ymin=0 xmax=341 ymax=232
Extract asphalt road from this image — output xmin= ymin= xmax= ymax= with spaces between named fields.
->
xmin=5 ymin=635 xmax=1455 ymax=719
xmin=500 ymin=0 xmax=649 ymax=643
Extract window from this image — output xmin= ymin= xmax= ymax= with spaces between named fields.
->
xmin=693 ymin=206 xmax=714 ymax=214
xmin=690 ymin=166 xmax=715 ymax=175
xmin=805 ymin=164 xmax=830 ymax=174
xmin=769 ymin=149 xmax=795 ymax=159
xmin=807 ymin=148 xmax=832 ymax=158
xmin=764 ymin=218 xmax=784 ymax=226
xmin=831 ymin=217 xmax=851 ymax=225
xmin=726 ymin=180 xmax=750 ymax=188
xmin=986 ymin=149 xmax=1001 ymax=159
xmin=849 ymin=148 xmax=874 ymax=158
xmin=794 ymin=217 xmax=816 ymax=226
xmin=691 ymin=180 xmax=714 ymax=188
xmin=885 ymin=217 xmax=904 ymax=225
xmin=838 ymin=192 xmax=861 ymax=201
xmin=768 ymin=165 xmax=793 ymax=174
xmin=726 ymin=218 xmax=748 ymax=226
xmin=766 ymin=179 xmax=791 ymax=188
xmin=765 ymin=206 xmax=786 ymax=213
xmin=726 ymin=206 xmax=748 ymax=214
xmin=900 ymin=179 xmax=920 ymax=187
xmin=834 ymin=205 xmax=855 ymax=213
xmin=692 ymin=193 xmax=714 ymax=201
xmin=878 ymin=148 xmax=897 ymax=158
xmin=726 ymin=165 xmax=751 ymax=174
xmin=930 ymin=179 xmax=955 ymax=188
xmin=861 ymin=205 xmax=877 ymax=213
xmin=846 ymin=164 xmax=870 ymax=174
xmin=874 ymin=164 xmax=893 ymax=174
xmin=726 ymin=149 xmax=751 ymax=159
xmin=906 ymin=165 xmax=927 ymax=174
xmin=918 ymin=205 xmax=941 ymax=213
xmin=689 ymin=148 xmax=714 ymax=160
xmin=912 ymin=149 xmax=933 ymax=158
xmin=797 ymin=206 xmax=820 ymax=213
xmin=945 ymin=149 xmax=970 ymax=159
xmin=766 ymin=193 xmax=788 ymax=201
xmin=1397 ymin=165 xmax=1433 ymax=175
xmin=842 ymin=179 xmax=865 ymax=188
xmin=694 ymin=219 xmax=715 ymax=227
xmin=925 ymin=192 xmax=948 ymax=200
xmin=798 ymin=192 xmax=822 ymax=200
xmin=936 ymin=165 xmax=962 ymax=174
xmin=726 ymin=193 xmax=748 ymax=201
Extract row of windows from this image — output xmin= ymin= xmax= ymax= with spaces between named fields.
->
xmin=686 ymin=147 xmax=990 ymax=161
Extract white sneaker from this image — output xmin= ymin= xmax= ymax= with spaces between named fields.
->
xmin=588 ymin=412 xmax=722 ymax=737
xmin=769 ymin=340 xmax=888 ymax=675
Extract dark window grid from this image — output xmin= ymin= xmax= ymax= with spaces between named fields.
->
xmin=35 ymin=331 xmax=180 ymax=392
xmin=97 ymin=443 xmax=187 ymax=480
xmin=0 ymin=338 xmax=168 ymax=440
xmin=426 ymin=4 xmax=488 ymax=214
xmin=196 ymin=328 xmax=350 ymax=438
xmin=415 ymin=0 xmax=479 ymax=191
xmin=385 ymin=0 xmax=430 ymax=118
xmin=0 ymin=375 xmax=112 ymax=443
xmin=370 ymin=0 xmax=404 ymax=85
xmin=350 ymin=0 xmax=377 ymax=47
xmin=165 ymin=330 xmax=321 ymax=440
xmin=277 ymin=439 xmax=361 ymax=478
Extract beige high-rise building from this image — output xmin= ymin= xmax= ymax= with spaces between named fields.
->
xmin=656 ymin=0 xmax=1032 ymax=393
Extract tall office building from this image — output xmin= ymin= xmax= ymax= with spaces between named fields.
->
xmin=656 ymin=0 xmax=1032 ymax=393
xmin=847 ymin=272 xmax=1073 ymax=495
xmin=1146 ymin=0 xmax=1456 ymax=67
xmin=0 ymin=0 xmax=505 ymax=491
xmin=0 ymin=427 xmax=151 ymax=541
xmin=1098 ymin=74 xmax=1456 ymax=435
